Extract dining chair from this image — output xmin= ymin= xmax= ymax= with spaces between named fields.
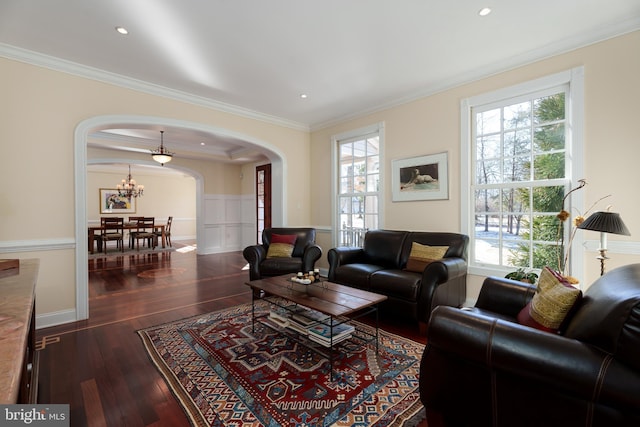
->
xmin=133 ymin=217 xmax=157 ymax=250
xmin=128 ymin=216 xmax=144 ymax=248
xmin=101 ymin=217 xmax=125 ymax=254
xmin=91 ymin=217 xmax=111 ymax=252
xmin=155 ymin=216 xmax=173 ymax=247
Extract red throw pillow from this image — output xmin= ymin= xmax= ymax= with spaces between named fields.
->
xmin=271 ymin=233 xmax=297 ymax=245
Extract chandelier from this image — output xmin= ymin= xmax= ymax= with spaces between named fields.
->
xmin=151 ymin=130 xmax=174 ymax=166
xmin=117 ymin=165 xmax=144 ymax=198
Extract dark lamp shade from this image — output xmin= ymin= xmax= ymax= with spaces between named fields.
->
xmin=577 ymin=211 xmax=631 ymax=236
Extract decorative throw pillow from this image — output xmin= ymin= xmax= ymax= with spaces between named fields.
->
xmin=266 ymin=233 xmax=297 ymax=258
xmin=517 ymin=267 xmax=582 ymax=333
xmin=404 ymin=242 xmax=449 ymax=273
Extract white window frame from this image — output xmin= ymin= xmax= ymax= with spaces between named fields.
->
xmin=461 ymin=68 xmax=585 ymax=279
xmin=331 ymin=122 xmax=385 ymax=247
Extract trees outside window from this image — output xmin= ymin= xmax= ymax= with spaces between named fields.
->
xmin=462 ymin=69 xmax=584 ymax=275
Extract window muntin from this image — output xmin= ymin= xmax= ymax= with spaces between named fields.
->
xmin=471 ymin=87 xmax=571 ymax=270
xmin=337 ymin=133 xmax=380 ymax=247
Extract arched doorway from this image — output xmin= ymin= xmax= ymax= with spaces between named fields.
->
xmin=74 ymin=115 xmax=286 ymax=320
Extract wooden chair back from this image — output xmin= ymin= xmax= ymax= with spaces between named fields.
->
xmin=134 ymin=217 xmax=156 ymax=250
xmin=135 ymin=217 xmax=155 ymax=233
xmin=102 ymin=217 xmax=124 ymax=235
xmin=101 ymin=217 xmax=124 ymax=253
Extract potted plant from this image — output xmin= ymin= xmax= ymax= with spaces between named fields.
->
xmin=505 ymin=268 xmax=539 ymax=284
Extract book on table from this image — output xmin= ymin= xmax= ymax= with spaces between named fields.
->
xmin=291 ymin=308 xmax=329 ymax=326
xmin=268 ymin=310 xmax=290 ymax=328
xmin=268 ymin=306 xmax=356 ymax=345
xmin=286 ymin=321 xmax=310 ymax=335
xmin=307 ymin=322 xmax=355 ymax=346
xmin=308 ymin=332 xmax=352 ymax=347
xmin=269 ymin=306 xmax=330 ymax=335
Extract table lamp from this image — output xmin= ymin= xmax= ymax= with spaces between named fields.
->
xmin=578 ymin=210 xmax=630 ymax=275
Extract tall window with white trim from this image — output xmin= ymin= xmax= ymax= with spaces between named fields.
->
xmin=462 ymin=69 xmax=584 ymax=275
xmin=335 ymin=127 xmax=381 ymax=247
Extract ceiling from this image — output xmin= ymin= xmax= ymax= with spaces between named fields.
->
xmin=1 ymin=0 xmax=639 ymax=166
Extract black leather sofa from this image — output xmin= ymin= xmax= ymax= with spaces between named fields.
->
xmin=419 ymin=263 xmax=640 ymax=427
xmin=327 ymin=229 xmax=468 ymax=330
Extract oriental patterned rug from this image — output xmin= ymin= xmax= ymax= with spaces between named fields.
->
xmin=138 ymin=300 xmax=426 ymax=427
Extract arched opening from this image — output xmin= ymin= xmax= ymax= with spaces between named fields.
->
xmin=74 ymin=115 xmax=287 ymax=320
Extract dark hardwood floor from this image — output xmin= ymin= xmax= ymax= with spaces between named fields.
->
xmin=36 ymin=243 xmax=427 ymax=426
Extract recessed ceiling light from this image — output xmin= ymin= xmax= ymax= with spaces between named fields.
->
xmin=300 ymin=94 xmax=308 ymax=99
xmin=200 ymin=142 xmax=205 ymax=146
xmin=115 ymin=26 xmax=129 ymax=35
xmin=478 ymin=7 xmax=492 ymax=17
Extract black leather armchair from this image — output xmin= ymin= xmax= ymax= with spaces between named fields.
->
xmin=419 ymin=264 xmax=640 ymax=427
xmin=243 ymin=227 xmax=322 ymax=281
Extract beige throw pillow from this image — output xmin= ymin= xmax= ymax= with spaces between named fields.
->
xmin=404 ymin=242 xmax=449 ymax=273
xmin=266 ymin=233 xmax=297 ymax=258
xmin=517 ymin=267 xmax=582 ymax=332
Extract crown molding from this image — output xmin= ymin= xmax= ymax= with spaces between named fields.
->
xmin=0 ymin=43 xmax=310 ymax=133
xmin=310 ymin=20 xmax=640 ymax=131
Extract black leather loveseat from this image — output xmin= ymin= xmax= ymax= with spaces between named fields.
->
xmin=327 ymin=229 xmax=468 ymax=330
xmin=419 ymin=264 xmax=640 ymax=427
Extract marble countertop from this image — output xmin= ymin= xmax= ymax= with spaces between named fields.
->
xmin=0 ymin=259 xmax=39 ymax=403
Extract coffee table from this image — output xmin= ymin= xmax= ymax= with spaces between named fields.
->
xmin=245 ymin=275 xmax=388 ymax=380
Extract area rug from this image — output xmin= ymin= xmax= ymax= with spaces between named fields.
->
xmin=138 ymin=300 xmax=426 ymax=427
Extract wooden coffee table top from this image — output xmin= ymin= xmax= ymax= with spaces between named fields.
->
xmin=245 ymin=275 xmax=387 ymax=317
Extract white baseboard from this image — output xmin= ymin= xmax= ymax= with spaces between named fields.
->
xmin=36 ymin=308 xmax=77 ymax=330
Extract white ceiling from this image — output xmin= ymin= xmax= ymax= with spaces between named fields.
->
xmin=1 ymin=0 xmax=639 ymax=165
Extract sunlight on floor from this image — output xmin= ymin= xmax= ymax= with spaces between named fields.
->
xmin=176 ymin=245 xmax=197 ymax=253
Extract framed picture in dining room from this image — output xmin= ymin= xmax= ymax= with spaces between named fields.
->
xmin=391 ymin=152 xmax=449 ymax=202
xmin=99 ymin=188 xmax=136 ymax=214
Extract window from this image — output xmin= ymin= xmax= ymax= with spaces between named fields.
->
xmin=333 ymin=123 xmax=384 ymax=247
xmin=462 ymin=69 xmax=584 ymax=276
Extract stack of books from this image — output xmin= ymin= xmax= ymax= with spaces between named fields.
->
xmin=268 ymin=306 xmax=330 ymax=336
xmin=307 ymin=322 xmax=355 ymax=347
xmin=268 ymin=308 xmax=291 ymax=328
xmin=267 ymin=305 xmax=355 ymax=346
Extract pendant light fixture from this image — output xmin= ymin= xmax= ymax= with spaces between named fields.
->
xmin=151 ymin=130 xmax=174 ymax=166
xmin=117 ymin=165 xmax=144 ymax=198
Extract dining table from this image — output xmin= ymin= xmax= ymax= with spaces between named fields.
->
xmin=88 ymin=222 xmax=166 ymax=254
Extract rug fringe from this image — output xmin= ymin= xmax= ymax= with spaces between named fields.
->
xmin=400 ymin=406 xmax=426 ymax=427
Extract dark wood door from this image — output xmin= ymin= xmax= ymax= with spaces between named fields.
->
xmin=256 ymin=164 xmax=271 ymax=243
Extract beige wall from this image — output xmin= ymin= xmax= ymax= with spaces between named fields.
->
xmin=311 ymin=31 xmax=640 ymax=300
xmin=87 ymin=169 xmax=197 ymax=239
xmin=0 ymin=56 xmax=310 ymax=323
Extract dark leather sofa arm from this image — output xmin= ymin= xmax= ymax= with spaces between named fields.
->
xmin=474 ymin=276 xmax=537 ymax=317
xmin=242 ymin=244 xmax=267 ymax=280
xmin=327 ymin=247 xmax=366 ymax=280
xmin=416 ymin=257 xmax=467 ymax=321
xmin=301 ymin=244 xmax=323 ymax=273
xmin=421 ymin=257 xmax=467 ymax=284
xmin=422 ymin=306 xmax=640 ymax=408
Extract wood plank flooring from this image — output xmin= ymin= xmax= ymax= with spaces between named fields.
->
xmin=36 ymin=244 xmax=427 ymax=426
